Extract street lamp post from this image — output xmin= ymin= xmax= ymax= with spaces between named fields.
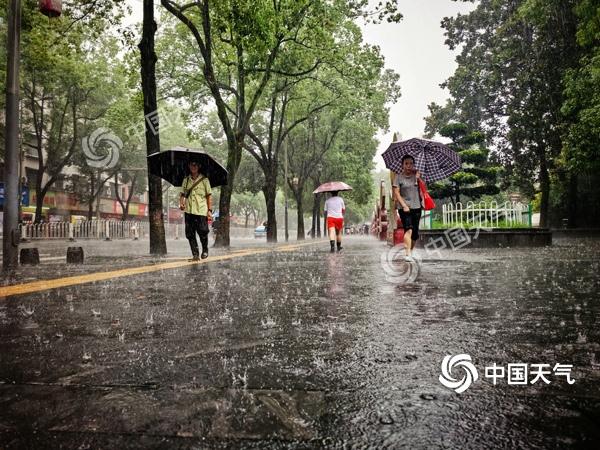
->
xmin=292 ymin=176 xmax=299 ymax=239
xmin=3 ymin=0 xmax=22 ymax=270
xmin=2 ymin=1 xmax=60 ymax=270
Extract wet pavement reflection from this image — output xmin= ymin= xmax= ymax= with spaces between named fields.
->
xmin=0 ymin=236 xmax=599 ymax=448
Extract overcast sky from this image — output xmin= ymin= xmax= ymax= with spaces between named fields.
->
xmin=360 ymin=0 xmax=476 ymax=169
xmin=123 ymin=0 xmax=475 ymax=170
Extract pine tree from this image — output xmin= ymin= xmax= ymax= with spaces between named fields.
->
xmin=429 ymin=123 xmax=501 ymax=204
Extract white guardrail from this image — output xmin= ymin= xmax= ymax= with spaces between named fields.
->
xmin=442 ymin=201 xmax=532 ymax=227
xmin=19 ymin=220 xmax=186 ymax=240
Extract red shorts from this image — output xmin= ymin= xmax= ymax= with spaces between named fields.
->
xmin=327 ymin=217 xmax=344 ymax=231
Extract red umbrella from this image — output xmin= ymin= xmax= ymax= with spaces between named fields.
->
xmin=313 ymin=181 xmax=353 ymax=194
xmin=39 ymin=0 xmax=62 ymax=17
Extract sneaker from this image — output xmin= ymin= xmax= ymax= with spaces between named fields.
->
xmin=201 ymin=252 xmax=208 ymax=259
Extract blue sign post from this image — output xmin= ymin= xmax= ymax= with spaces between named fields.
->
xmin=0 ymin=182 xmax=29 ymax=207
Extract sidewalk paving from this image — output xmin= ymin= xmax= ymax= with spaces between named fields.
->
xmin=1 ymin=237 xmax=300 ymax=286
xmin=0 ymin=236 xmax=599 ymax=448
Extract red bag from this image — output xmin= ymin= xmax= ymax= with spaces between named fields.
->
xmin=393 ymin=228 xmax=404 ymax=246
xmin=418 ymin=178 xmax=435 ymax=211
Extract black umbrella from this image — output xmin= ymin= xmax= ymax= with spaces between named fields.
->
xmin=147 ymin=146 xmax=228 ymax=187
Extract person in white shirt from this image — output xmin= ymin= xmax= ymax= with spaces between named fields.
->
xmin=324 ymin=191 xmax=345 ymax=253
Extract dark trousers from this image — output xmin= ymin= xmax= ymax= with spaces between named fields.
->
xmin=185 ymin=213 xmax=209 ymax=257
xmin=398 ymin=208 xmax=422 ymax=240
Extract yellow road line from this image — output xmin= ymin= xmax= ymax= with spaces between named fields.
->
xmin=0 ymin=241 xmax=320 ymax=298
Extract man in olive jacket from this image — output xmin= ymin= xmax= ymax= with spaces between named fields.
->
xmin=179 ymin=161 xmax=212 ymax=260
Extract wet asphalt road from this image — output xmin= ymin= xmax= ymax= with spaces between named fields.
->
xmin=0 ymin=236 xmax=599 ymax=449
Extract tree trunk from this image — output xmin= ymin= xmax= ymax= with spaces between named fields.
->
xmin=567 ymin=173 xmax=577 ymax=228
xmin=34 ymin=171 xmax=45 ymax=223
xmin=114 ymin=173 xmax=128 ymax=221
xmin=139 ymin=0 xmax=166 ymax=255
xmin=296 ymin=192 xmax=305 ymax=240
xmin=454 ymin=181 xmax=460 ymax=205
xmin=124 ymin=174 xmax=136 ymax=221
xmin=316 ymin=194 xmax=321 ymax=237
xmin=538 ymin=149 xmax=550 ymax=228
xmin=263 ymin=179 xmax=277 ymax=243
xmin=95 ymin=188 xmax=101 ymax=220
xmin=35 ymin=189 xmax=44 ymax=223
xmin=216 ymin=182 xmax=233 ymax=246
xmin=87 ymin=174 xmax=95 ymax=220
xmin=95 ymin=171 xmax=102 ymax=220
xmin=119 ymin=193 xmax=132 ymax=221
xmin=311 ymin=194 xmax=318 ymax=238
xmin=215 ymin=138 xmax=243 ymax=247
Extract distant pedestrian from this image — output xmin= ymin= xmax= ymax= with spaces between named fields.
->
xmin=324 ymin=191 xmax=345 ymax=253
xmin=179 ymin=161 xmax=212 ymax=261
xmin=392 ymin=154 xmax=423 ymax=258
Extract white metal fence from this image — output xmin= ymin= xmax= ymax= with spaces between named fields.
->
xmin=20 ymin=220 xmax=156 ymax=240
xmin=442 ymin=201 xmax=532 ymax=227
xmin=420 ymin=210 xmax=434 ymax=229
xmin=18 ymin=220 xmax=261 ymax=240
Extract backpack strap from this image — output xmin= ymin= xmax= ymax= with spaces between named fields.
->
xmin=184 ymin=176 xmax=206 ymax=199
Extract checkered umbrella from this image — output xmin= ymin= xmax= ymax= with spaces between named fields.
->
xmin=382 ymin=138 xmax=461 ymax=183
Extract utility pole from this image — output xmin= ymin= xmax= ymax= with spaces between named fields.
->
xmin=18 ymin=98 xmax=24 ymax=221
xmin=3 ymin=0 xmax=22 ymax=271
